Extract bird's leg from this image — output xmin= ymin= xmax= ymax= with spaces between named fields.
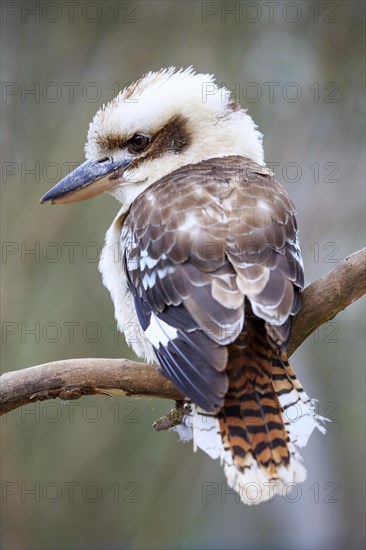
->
xmin=152 ymin=400 xmax=191 ymax=432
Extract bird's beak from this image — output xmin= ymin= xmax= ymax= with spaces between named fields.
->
xmin=40 ymin=158 xmax=131 ymax=204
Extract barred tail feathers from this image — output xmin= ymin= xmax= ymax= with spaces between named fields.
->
xmin=219 ymin=357 xmax=316 ymax=505
xmin=187 ymin=324 xmax=325 ymax=505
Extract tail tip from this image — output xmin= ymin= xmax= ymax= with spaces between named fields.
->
xmin=223 ymin=455 xmax=307 ymax=505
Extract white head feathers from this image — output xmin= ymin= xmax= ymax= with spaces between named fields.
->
xmin=85 ymin=67 xmax=264 ymax=164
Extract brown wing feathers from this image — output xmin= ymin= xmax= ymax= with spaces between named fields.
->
xmin=124 ymin=155 xmax=306 ymax=478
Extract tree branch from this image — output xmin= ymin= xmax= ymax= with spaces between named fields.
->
xmin=288 ymin=247 xmax=365 ymax=355
xmin=1 ymin=248 xmax=365 ymax=416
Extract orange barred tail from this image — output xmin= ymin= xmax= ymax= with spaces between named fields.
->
xmin=174 ymin=312 xmax=326 ymax=505
xmin=218 ymin=314 xmax=325 ymax=505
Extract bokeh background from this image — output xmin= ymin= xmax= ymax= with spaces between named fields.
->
xmin=1 ymin=1 xmax=365 ymax=549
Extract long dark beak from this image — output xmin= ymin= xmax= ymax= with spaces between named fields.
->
xmin=40 ymin=158 xmax=131 ymax=204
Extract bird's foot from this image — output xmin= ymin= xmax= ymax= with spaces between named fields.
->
xmin=152 ymin=400 xmax=191 ymax=432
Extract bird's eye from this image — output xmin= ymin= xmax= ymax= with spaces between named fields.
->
xmin=128 ymin=134 xmax=150 ymax=154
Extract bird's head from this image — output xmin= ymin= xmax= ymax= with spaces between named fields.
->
xmin=41 ymin=67 xmax=264 ymax=209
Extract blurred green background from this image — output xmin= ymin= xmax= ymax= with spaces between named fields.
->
xmin=1 ymin=1 xmax=365 ymax=549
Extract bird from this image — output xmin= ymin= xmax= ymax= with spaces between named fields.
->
xmin=41 ymin=67 xmax=325 ymax=505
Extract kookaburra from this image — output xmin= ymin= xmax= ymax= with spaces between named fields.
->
xmin=41 ymin=67 xmax=325 ymax=505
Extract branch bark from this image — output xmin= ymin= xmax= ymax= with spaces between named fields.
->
xmin=1 ymin=248 xmax=365 ymax=416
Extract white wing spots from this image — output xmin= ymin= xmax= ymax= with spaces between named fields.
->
xmin=157 ymin=265 xmax=175 ymax=278
xmin=127 ymin=249 xmax=154 ymax=272
xmin=127 ymin=256 xmax=138 ymax=272
xmin=140 ymin=249 xmax=157 ymax=270
xmin=100 ymin=215 xmax=156 ymax=363
xmin=142 ymin=271 xmax=156 ymax=290
xmin=145 ymin=313 xmax=178 ymax=347
xmin=141 ymin=265 xmax=176 ymax=290
xmin=139 ymin=250 xmax=168 ymax=271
